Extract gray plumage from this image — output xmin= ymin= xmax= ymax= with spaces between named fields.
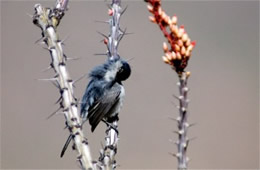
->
xmin=60 ymin=58 xmax=131 ymax=158
xmin=81 ymin=58 xmax=131 ymax=132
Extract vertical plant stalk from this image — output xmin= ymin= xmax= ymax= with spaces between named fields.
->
xmin=107 ymin=0 xmax=122 ymax=61
xmin=175 ymin=72 xmax=190 ymax=169
xmin=99 ymin=121 xmax=119 ymax=170
xmin=144 ymin=0 xmax=196 ymax=169
xmin=32 ymin=1 xmax=94 ymax=169
xmin=98 ymin=0 xmax=123 ymax=169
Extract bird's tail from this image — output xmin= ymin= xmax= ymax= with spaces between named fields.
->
xmin=60 ymin=134 xmax=73 ymax=158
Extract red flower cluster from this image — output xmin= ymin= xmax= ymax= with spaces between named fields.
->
xmin=145 ymin=0 xmax=196 ymax=75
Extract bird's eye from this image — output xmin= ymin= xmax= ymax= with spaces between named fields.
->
xmin=116 ymin=61 xmax=131 ymax=81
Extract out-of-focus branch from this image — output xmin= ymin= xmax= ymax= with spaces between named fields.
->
xmin=32 ymin=2 xmax=94 ymax=169
xmin=144 ymin=0 xmax=196 ymax=169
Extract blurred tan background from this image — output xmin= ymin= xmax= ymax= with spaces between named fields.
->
xmin=1 ymin=0 xmax=259 ymax=169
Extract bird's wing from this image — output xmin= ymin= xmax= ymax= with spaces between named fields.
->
xmin=87 ymin=85 xmax=121 ymax=132
xmin=80 ymin=79 xmax=103 ymax=120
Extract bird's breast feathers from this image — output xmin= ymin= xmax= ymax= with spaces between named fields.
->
xmin=110 ymin=84 xmax=125 ymax=117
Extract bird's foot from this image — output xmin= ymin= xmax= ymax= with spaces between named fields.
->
xmin=101 ymin=119 xmax=119 ymax=134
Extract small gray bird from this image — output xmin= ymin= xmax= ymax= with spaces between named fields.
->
xmin=60 ymin=58 xmax=131 ymax=157
xmin=80 ymin=58 xmax=131 ymax=132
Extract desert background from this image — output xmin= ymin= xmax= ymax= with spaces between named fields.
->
xmin=1 ymin=0 xmax=259 ymax=169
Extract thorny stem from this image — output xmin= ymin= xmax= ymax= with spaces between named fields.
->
xmin=32 ymin=1 xmax=94 ymax=169
xmin=99 ymin=122 xmax=119 ymax=170
xmin=98 ymin=0 xmax=123 ymax=169
xmin=144 ymin=0 xmax=196 ymax=169
xmin=105 ymin=0 xmax=123 ymax=61
xmin=175 ymin=73 xmax=190 ymax=169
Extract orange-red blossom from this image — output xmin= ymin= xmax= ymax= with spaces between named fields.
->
xmin=145 ymin=0 xmax=196 ymax=75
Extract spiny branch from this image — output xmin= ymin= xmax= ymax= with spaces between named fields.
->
xmin=97 ymin=0 xmax=123 ymax=169
xmin=32 ymin=1 xmax=94 ymax=169
xmin=103 ymin=0 xmax=123 ymax=61
xmin=145 ymin=0 xmax=196 ymax=169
